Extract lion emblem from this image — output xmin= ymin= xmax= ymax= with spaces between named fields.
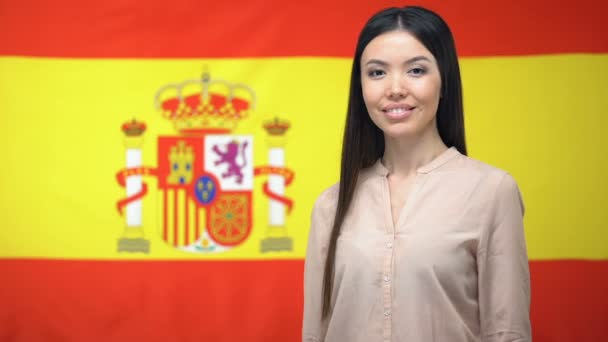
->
xmin=212 ymin=140 xmax=249 ymax=184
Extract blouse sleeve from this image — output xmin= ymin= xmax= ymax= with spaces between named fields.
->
xmin=477 ymin=173 xmax=531 ymax=342
xmin=302 ymin=189 xmax=334 ymax=342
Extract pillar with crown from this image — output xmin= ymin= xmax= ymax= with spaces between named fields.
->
xmin=117 ymin=119 xmax=151 ymax=253
xmin=260 ymin=117 xmax=293 ymax=252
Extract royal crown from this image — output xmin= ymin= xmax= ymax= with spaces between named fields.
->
xmin=122 ymin=119 xmax=147 ymax=136
xmin=155 ymin=70 xmax=256 ymax=135
xmin=263 ymin=117 xmax=290 ymax=136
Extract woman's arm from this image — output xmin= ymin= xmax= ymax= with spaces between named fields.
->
xmin=302 ymin=189 xmax=334 ymax=342
xmin=478 ymin=173 xmax=531 ymax=342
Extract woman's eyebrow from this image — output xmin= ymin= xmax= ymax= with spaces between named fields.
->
xmin=364 ymin=55 xmax=431 ymax=67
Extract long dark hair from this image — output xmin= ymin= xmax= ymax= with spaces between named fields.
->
xmin=321 ymin=6 xmax=467 ymax=319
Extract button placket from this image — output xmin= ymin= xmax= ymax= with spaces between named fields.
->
xmin=380 ymin=176 xmax=396 ymax=341
xmin=382 ymin=236 xmax=394 ymax=341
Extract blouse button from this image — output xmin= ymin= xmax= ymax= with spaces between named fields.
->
xmin=384 ymin=310 xmax=391 ymax=316
xmin=386 ymin=241 xmax=393 ymax=249
xmin=384 ymin=275 xmax=391 ymax=283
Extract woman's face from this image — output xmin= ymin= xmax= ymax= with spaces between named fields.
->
xmin=360 ymin=30 xmax=442 ymax=140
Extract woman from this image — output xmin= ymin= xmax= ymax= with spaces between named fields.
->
xmin=303 ymin=6 xmax=531 ymax=342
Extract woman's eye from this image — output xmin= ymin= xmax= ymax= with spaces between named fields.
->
xmin=409 ymin=67 xmax=427 ymax=76
xmin=368 ymin=69 xmax=385 ymax=78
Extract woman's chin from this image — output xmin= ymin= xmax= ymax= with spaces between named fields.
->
xmin=380 ymin=123 xmax=418 ymax=139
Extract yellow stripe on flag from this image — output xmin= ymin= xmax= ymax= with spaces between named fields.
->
xmin=461 ymin=54 xmax=608 ymax=260
xmin=0 ymin=55 xmax=606 ymax=260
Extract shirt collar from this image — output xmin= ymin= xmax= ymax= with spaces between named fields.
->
xmin=371 ymin=146 xmax=460 ymax=176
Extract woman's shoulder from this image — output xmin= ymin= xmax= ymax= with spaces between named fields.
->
xmin=312 ymin=183 xmax=340 ymax=215
xmin=457 ymin=153 xmax=503 ymax=175
xmin=456 ymin=154 xmax=523 ymax=212
xmin=308 ymin=184 xmax=339 ymax=238
xmin=454 ymin=153 xmax=518 ymax=186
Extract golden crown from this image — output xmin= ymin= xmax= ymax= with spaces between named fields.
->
xmin=263 ymin=117 xmax=290 ymax=136
xmin=122 ymin=119 xmax=146 ymax=136
xmin=155 ymin=70 xmax=256 ymax=135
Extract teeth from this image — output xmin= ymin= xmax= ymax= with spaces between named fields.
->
xmin=386 ymin=107 xmax=409 ymax=113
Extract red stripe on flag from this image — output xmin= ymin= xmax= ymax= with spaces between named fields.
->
xmin=0 ymin=259 xmax=606 ymax=341
xmin=195 ymin=206 xmax=200 ymax=243
xmin=163 ymin=190 xmax=168 ymax=242
xmin=529 ymin=260 xmax=608 ymax=341
xmin=1 ymin=0 xmax=606 ymax=58
xmin=0 ymin=259 xmax=304 ymax=341
xmin=173 ymin=190 xmax=178 ymax=247
xmin=185 ymin=198 xmax=190 ymax=246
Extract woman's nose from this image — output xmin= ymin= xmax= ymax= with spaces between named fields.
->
xmin=386 ymin=76 xmax=407 ymax=99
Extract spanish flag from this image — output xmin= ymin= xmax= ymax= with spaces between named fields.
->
xmin=1 ymin=0 xmax=607 ymax=341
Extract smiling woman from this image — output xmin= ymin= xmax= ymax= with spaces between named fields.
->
xmin=303 ymin=6 xmax=531 ymax=342
xmin=361 ymin=31 xmax=443 ymax=141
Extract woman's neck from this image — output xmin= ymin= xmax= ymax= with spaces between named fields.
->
xmin=381 ymin=127 xmax=448 ymax=178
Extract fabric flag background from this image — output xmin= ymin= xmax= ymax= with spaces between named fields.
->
xmin=1 ymin=0 xmax=607 ymax=341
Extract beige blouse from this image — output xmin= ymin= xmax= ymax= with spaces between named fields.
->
xmin=303 ymin=147 xmax=531 ymax=342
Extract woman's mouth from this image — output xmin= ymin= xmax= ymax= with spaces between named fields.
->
xmin=382 ymin=105 xmax=415 ymax=119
